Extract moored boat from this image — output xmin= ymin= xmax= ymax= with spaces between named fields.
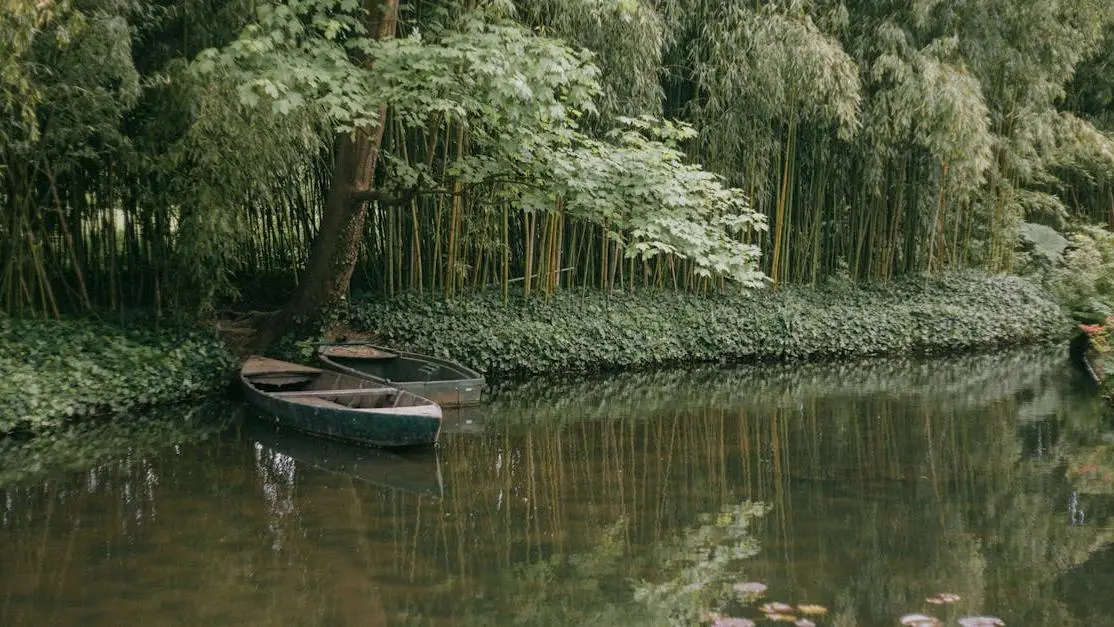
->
xmin=240 ymin=356 xmax=442 ymax=448
xmin=317 ymin=343 xmax=485 ymax=408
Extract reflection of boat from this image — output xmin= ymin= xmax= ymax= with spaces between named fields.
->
xmin=247 ymin=422 xmax=445 ymax=496
xmin=317 ymin=343 xmax=485 ymax=408
xmin=441 ymin=407 xmax=485 ymax=434
xmin=241 ymin=356 xmax=442 ymax=448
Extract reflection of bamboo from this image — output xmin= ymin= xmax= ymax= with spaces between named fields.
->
xmin=342 ymin=477 xmax=389 ymax=625
xmin=923 ymin=406 xmax=943 ymax=527
xmin=51 ymin=486 xmax=86 ymax=616
xmin=739 ymin=407 xmax=753 ymax=495
xmin=31 ymin=482 xmax=56 ymax=598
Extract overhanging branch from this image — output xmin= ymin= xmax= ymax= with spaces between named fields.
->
xmin=348 ymin=185 xmax=452 ymax=206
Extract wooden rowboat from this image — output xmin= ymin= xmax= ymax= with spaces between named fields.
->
xmin=240 ymin=356 xmax=442 ymax=448
xmin=317 ymin=343 xmax=485 ymax=408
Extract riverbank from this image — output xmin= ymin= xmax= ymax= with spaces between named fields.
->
xmin=1077 ymin=318 xmax=1114 ymax=400
xmin=0 ymin=273 xmax=1073 ymax=435
xmin=0 ymin=316 xmax=237 ymax=435
xmin=341 ymin=272 xmax=1071 ymax=376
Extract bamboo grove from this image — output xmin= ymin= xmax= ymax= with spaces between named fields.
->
xmin=4 ymin=0 xmax=1114 ymax=317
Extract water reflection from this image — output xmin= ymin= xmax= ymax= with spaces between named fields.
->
xmin=248 ymin=423 xmax=445 ymax=497
xmin=0 ymin=347 xmax=1112 ymax=626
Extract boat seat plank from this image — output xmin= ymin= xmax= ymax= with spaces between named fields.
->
xmin=290 ymin=395 xmax=348 ymax=409
xmin=251 ymin=375 xmax=317 ymax=388
xmin=272 ymin=387 xmax=397 ymax=397
xmin=243 ymin=356 xmax=322 ymax=377
xmin=321 ymin=345 xmax=399 ymax=360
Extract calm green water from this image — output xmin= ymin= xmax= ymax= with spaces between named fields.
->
xmin=2 ymin=348 xmax=1112 ymax=626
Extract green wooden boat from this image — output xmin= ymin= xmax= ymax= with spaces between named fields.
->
xmin=240 ymin=356 xmax=442 ymax=448
xmin=247 ymin=422 xmax=445 ymax=496
xmin=317 ymin=343 xmax=485 ymax=408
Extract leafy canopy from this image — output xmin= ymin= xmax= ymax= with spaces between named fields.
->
xmin=195 ymin=0 xmax=767 ymax=285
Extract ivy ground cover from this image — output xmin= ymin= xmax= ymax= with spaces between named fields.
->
xmin=0 ymin=317 xmax=237 ymax=434
xmin=346 ymin=273 xmax=1071 ymax=376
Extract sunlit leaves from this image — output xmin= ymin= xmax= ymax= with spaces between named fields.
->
xmin=197 ymin=0 xmax=768 ymax=287
xmin=510 ymin=119 xmax=768 ymax=286
xmin=198 ymin=2 xmax=600 ymax=132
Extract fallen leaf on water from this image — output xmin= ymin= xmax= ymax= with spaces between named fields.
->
xmin=900 ymin=614 xmax=942 ymax=627
xmin=797 ymin=604 xmax=828 ymax=615
xmin=760 ymin=602 xmax=794 ymax=614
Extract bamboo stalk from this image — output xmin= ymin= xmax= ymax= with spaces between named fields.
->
xmin=524 ymin=212 xmax=535 ymax=298
xmin=502 ymin=203 xmax=509 ymax=302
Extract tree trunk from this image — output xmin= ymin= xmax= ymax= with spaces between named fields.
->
xmin=288 ymin=129 xmax=384 ymax=318
xmin=253 ymin=0 xmax=398 ymax=349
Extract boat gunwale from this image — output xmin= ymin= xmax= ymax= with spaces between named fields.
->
xmin=317 ymin=343 xmax=485 ymax=387
xmin=239 ymin=356 xmax=443 ymax=447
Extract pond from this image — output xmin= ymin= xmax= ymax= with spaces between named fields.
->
xmin=1 ymin=347 xmax=1112 ymax=626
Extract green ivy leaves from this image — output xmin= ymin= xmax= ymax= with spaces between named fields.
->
xmin=345 ymin=273 xmax=1069 ymax=376
xmin=0 ymin=318 xmax=237 ymax=434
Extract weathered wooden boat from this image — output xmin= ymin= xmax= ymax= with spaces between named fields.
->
xmin=247 ymin=422 xmax=445 ymax=496
xmin=240 ymin=356 xmax=442 ymax=448
xmin=317 ymin=343 xmax=485 ymax=408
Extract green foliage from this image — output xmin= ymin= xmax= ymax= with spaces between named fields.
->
xmin=1079 ymin=315 xmax=1114 ymax=398
xmin=343 ymin=273 xmax=1070 ymax=376
xmin=1020 ymin=224 xmax=1114 ymax=317
xmin=517 ymin=0 xmax=666 ymax=121
xmin=198 ymin=0 xmax=768 ymax=287
xmin=8 ymin=0 xmax=1114 ymax=318
xmin=0 ymin=316 xmax=238 ymax=434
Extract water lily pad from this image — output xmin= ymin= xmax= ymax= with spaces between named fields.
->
xmin=926 ymin=593 xmax=961 ymax=604
xmin=958 ymin=617 xmax=1004 ymax=627
xmin=733 ymin=582 xmax=768 ymax=598
xmin=760 ymin=602 xmax=795 ymax=614
xmin=797 ymin=604 xmax=828 ymax=615
xmin=900 ymin=614 xmax=942 ymax=627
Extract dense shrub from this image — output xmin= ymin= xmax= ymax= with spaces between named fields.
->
xmin=345 ymin=272 xmax=1071 ymax=376
xmin=0 ymin=317 xmax=238 ymax=433
xmin=1078 ymin=317 xmax=1114 ymax=399
xmin=1017 ymin=224 xmax=1114 ymax=319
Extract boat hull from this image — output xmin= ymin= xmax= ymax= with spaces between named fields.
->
xmin=241 ymin=357 xmax=442 ymax=448
xmin=318 ymin=344 xmax=485 ymax=408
